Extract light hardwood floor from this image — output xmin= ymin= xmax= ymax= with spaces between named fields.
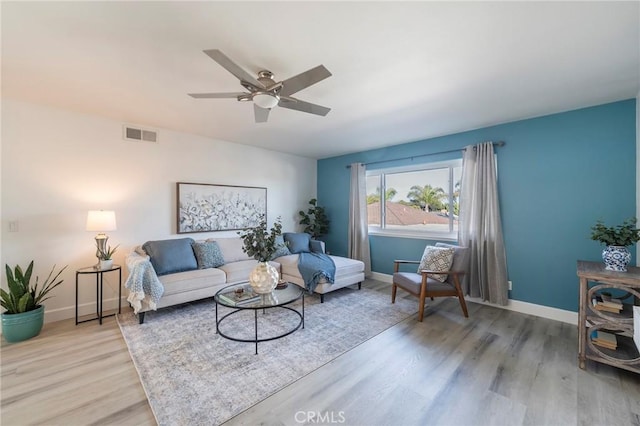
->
xmin=2 ymin=280 xmax=639 ymax=426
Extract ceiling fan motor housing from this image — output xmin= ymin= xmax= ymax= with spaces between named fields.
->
xmin=189 ymin=49 xmax=332 ymax=122
xmin=257 ymin=70 xmax=277 ymax=91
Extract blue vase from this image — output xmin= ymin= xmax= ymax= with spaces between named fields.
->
xmin=1 ymin=305 xmax=45 ymax=343
xmin=602 ymin=246 xmax=631 ymax=272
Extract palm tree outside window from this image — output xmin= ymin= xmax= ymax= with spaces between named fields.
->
xmin=365 ymin=159 xmax=462 ymax=239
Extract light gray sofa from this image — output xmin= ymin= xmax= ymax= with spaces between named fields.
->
xmin=127 ymin=237 xmax=280 ymax=323
xmin=126 ymin=234 xmax=365 ymax=323
xmin=277 ymin=232 xmax=365 ymax=302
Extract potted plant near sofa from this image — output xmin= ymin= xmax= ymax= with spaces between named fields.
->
xmin=96 ymin=243 xmax=119 ymax=270
xmin=238 ymin=216 xmax=283 ymax=294
xmin=299 ymin=198 xmax=330 ymax=239
xmin=1 ymin=261 xmax=67 ymax=342
xmin=590 ymin=217 xmax=640 ymax=272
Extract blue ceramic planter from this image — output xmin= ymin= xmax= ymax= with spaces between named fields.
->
xmin=602 ymin=245 xmax=631 ymax=272
xmin=1 ymin=305 xmax=45 ymax=343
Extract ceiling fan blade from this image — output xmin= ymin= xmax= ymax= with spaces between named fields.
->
xmin=188 ymin=92 xmax=247 ymax=99
xmin=280 ymin=65 xmax=332 ymax=97
xmin=254 ymin=104 xmax=270 ymax=123
xmin=278 ymin=97 xmax=331 ymax=116
xmin=203 ymin=49 xmax=265 ymax=89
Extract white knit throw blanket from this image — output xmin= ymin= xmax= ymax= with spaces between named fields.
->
xmin=125 ymin=253 xmax=164 ymax=314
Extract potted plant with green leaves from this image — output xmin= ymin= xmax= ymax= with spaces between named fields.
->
xmin=590 ymin=217 xmax=640 ymax=271
xmin=1 ymin=261 xmax=67 ymax=342
xmin=299 ymin=198 xmax=330 ymax=240
xmin=238 ymin=215 xmax=283 ymax=294
xmin=97 ymin=243 xmax=119 ymax=270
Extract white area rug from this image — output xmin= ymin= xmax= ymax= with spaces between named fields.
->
xmin=117 ymin=286 xmax=417 ymax=425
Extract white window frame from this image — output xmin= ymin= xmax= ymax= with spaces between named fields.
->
xmin=366 ymin=159 xmax=462 ymax=241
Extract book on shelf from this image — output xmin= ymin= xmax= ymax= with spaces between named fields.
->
xmin=599 ymin=294 xmax=623 ymax=309
xmin=591 ymin=298 xmax=622 ymax=313
xmin=594 ymin=304 xmax=622 ymax=313
xmin=591 ymin=330 xmax=618 ymax=350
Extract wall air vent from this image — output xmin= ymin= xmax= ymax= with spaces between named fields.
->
xmin=123 ymin=124 xmax=158 ymax=143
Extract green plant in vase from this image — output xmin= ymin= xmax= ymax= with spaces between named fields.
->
xmin=97 ymin=243 xmax=119 ymax=260
xmin=1 ymin=261 xmax=67 ymax=342
xmin=590 ymin=217 xmax=640 ymax=271
xmin=238 ymin=215 xmax=282 ymax=293
xmin=96 ymin=242 xmax=119 ymax=269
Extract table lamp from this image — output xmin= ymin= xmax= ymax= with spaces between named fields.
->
xmin=86 ymin=210 xmax=117 ymax=263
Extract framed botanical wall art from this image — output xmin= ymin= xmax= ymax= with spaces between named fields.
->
xmin=177 ymin=182 xmax=267 ymax=233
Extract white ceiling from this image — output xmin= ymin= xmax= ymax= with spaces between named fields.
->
xmin=2 ymin=2 xmax=639 ymax=159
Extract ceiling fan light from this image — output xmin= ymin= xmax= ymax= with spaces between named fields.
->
xmin=253 ymin=92 xmax=279 ymax=109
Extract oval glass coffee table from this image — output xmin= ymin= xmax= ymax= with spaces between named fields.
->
xmin=214 ymin=282 xmax=304 ymax=354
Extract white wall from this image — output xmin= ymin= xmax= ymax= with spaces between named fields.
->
xmin=637 ymin=90 xmax=640 ymax=265
xmin=1 ymin=100 xmax=317 ymax=323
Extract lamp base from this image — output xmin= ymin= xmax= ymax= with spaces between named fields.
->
xmin=95 ymin=234 xmax=108 ymax=255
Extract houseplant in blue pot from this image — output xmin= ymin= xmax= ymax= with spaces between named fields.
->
xmin=1 ymin=261 xmax=66 ymax=342
xmin=590 ymin=217 xmax=640 ymax=272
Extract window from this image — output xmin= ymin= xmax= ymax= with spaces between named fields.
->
xmin=366 ymin=159 xmax=462 ymax=239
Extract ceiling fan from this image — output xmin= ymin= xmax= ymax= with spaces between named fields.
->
xmin=188 ymin=49 xmax=332 ymax=123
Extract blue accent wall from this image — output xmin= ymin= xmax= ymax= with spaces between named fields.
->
xmin=318 ymin=100 xmax=637 ymax=312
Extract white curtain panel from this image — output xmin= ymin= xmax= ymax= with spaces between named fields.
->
xmin=348 ymin=163 xmax=372 ymax=276
xmin=458 ymin=142 xmax=509 ymax=305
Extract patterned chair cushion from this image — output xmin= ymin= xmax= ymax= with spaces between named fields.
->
xmin=417 ymin=245 xmax=455 ymax=282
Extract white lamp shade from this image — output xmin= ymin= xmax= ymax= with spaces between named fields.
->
xmin=86 ymin=210 xmax=117 ymax=232
xmin=253 ymin=93 xmax=279 ymax=109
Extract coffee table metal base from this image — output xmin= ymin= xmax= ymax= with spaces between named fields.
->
xmin=215 ymin=296 xmax=304 ymax=354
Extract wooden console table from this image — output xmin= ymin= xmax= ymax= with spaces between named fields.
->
xmin=577 ymin=260 xmax=640 ymax=373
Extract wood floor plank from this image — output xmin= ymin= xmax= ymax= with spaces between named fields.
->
xmin=577 ymin=364 xmax=637 ymax=426
xmin=1 ymin=314 xmax=154 ymax=426
xmin=523 ymin=334 xmax=578 ymax=425
xmin=2 ymin=280 xmax=638 ymax=426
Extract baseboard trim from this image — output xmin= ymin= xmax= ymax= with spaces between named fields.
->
xmin=44 ymin=296 xmax=126 ymax=324
xmin=43 ymin=273 xmax=579 ymax=325
xmin=370 ymin=272 xmax=578 ymax=325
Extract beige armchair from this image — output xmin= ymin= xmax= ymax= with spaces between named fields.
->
xmin=391 ymin=242 xmax=469 ymax=321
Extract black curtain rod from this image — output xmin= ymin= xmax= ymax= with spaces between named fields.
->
xmin=345 ymin=141 xmax=505 ymax=169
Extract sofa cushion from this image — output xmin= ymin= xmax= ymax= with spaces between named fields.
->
xmin=159 ymin=268 xmax=226 ymax=296
xmin=213 ymin=237 xmax=251 ymax=263
xmin=284 ymin=232 xmax=311 ymax=254
xmin=417 ymin=245 xmax=454 ymax=282
xmin=392 ymin=272 xmax=455 ymax=293
xmin=192 ymin=241 xmax=225 ymax=269
xmin=142 ymin=238 xmax=197 ymax=276
xmin=271 ymin=235 xmax=291 ymax=259
xmin=330 ymin=255 xmax=365 ymax=278
xmin=277 ymin=254 xmax=363 ymax=280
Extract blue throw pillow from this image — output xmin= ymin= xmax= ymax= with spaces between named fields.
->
xmin=142 ymin=238 xmax=198 ymax=276
xmin=310 ymin=240 xmax=325 ymax=253
xmin=284 ymin=232 xmax=311 ymax=254
xmin=192 ymin=241 xmax=225 ymax=269
xmin=271 ymin=235 xmax=291 ymax=259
